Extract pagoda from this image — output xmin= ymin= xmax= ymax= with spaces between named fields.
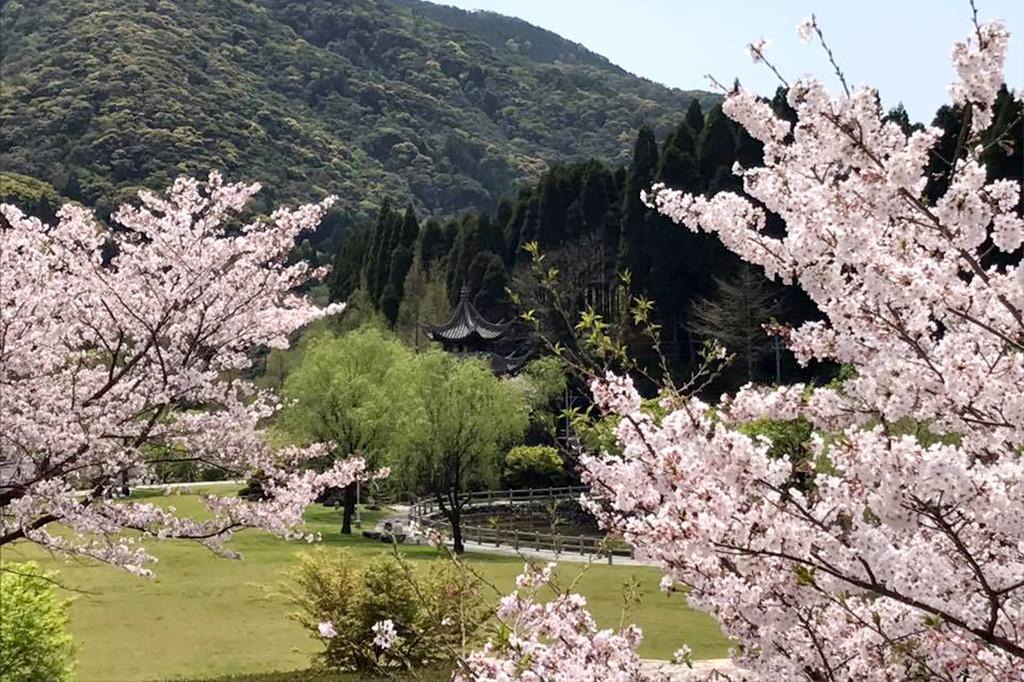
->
xmin=424 ymin=286 xmax=528 ymax=374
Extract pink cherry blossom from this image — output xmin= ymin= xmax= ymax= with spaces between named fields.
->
xmin=472 ymin=16 xmax=1023 ymax=681
xmin=0 ymin=173 xmax=365 ymax=575
xmin=590 ymin=372 xmax=642 ymax=416
xmin=949 ymin=20 xmax=1011 ymax=133
xmin=457 ymin=564 xmax=647 ymax=681
xmin=514 ymin=561 xmax=556 ymax=589
xmin=372 ymin=619 xmax=397 ymax=650
xmin=610 ymin=18 xmax=1022 ymax=680
xmin=746 ymin=38 xmax=769 ymax=64
xmin=796 ymin=18 xmax=815 ymax=45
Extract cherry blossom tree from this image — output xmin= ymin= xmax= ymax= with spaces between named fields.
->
xmin=456 ymin=562 xmax=648 ymax=681
xmin=469 ymin=14 xmax=1023 ymax=682
xmin=0 ymin=173 xmax=367 ymax=576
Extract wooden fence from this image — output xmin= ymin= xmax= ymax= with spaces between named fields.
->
xmin=410 ymin=486 xmax=636 ymax=564
xmin=410 ymin=485 xmax=588 ymax=518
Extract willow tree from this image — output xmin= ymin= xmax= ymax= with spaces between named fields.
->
xmin=278 ymin=326 xmax=410 ymax=534
xmin=392 ymin=351 xmax=529 ymax=553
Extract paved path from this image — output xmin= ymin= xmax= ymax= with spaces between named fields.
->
xmin=139 ymin=479 xmax=246 ymax=491
xmin=456 ymin=536 xmax=654 ymax=566
xmin=74 ymin=479 xmax=246 ymax=497
xmin=642 ymin=658 xmax=750 ymax=680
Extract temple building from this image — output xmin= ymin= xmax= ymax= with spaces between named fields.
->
xmin=424 ymin=286 xmax=528 ymax=374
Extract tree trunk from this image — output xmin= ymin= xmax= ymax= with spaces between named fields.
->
xmin=774 ymin=341 xmax=782 ymax=384
xmin=450 ymin=504 xmax=464 ymax=554
xmin=340 ymin=482 xmax=357 ymax=535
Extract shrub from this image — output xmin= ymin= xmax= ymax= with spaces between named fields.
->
xmin=0 ymin=562 xmax=76 ymax=682
xmin=503 ymin=445 xmax=563 ymax=488
xmin=238 ymin=475 xmax=271 ymax=501
xmin=737 ymin=417 xmax=815 ymax=487
xmin=280 ymin=549 xmax=485 ymax=673
xmin=572 ymin=396 xmax=668 ymax=458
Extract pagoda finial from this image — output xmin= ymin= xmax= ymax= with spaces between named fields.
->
xmin=423 ymin=283 xmax=510 ymax=346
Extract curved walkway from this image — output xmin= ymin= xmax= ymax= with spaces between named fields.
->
xmin=642 ymin=658 xmax=750 ymax=680
xmin=407 ymin=487 xmax=645 ymax=563
xmin=388 ymin=504 xmax=653 ymax=566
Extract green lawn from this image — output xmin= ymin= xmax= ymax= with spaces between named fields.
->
xmin=2 ymin=488 xmax=729 ymax=681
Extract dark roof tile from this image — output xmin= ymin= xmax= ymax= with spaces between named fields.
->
xmin=424 ymin=286 xmax=510 ymax=342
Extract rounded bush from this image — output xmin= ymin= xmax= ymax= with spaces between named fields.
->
xmin=0 ymin=562 xmax=76 ymax=682
xmin=503 ymin=445 xmax=563 ymax=488
xmin=280 ymin=549 xmax=485 ymax=672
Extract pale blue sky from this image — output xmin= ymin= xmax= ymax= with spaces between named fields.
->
xmin=437 ymin=0 xmax=1024 ymax=122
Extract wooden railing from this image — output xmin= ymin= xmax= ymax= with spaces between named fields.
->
xmin=410 ymin=485 xmax=588 ymax=518
xmin=410 ymin=486 xmax=637 ymax=564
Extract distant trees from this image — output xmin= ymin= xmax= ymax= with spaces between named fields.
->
xmin=698 ymin=105 xmax=744 ymax=192
xmin=1 ymin=0 xmax=705 ymax=233
xmin=355 ymin=201 xmax=420 ymax=326
xmin=688 ymin=264 xmax=787 ymax=383
xmin=395 ymin=257 xmax=451 ymax=350
xmin=618 ymin=126 xmax=659 ymax=297
xmin=328 ymin=87 xmax=1020 ymax=398
xmin=0 ymin=172 xmax=61 ymax=222
xmin=684 ymin=97 xmax=705 ymax=135
xmin=327 ymin=97 xmax=830 ymax=390
xmin=657 ymin=120 xmax=701 ymax=191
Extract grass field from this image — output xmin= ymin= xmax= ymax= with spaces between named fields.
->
xmin=2 ymin=487 xmax=729 ymax=681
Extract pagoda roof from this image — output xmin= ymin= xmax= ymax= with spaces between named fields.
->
xmin=424 ymin=287 xmax=511 ymax=342
xmin=449 ymin=350 xmax=532 ymax=375
xmin=488 ymin=350 xmax=531 ymax=375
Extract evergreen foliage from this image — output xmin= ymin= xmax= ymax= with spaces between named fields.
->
xmin=395 ymin=258 xmax=451 ymax=350
xmin=0 ymin=172 xmax=61 ymax=222
xmin=684 ymin=98 xmax=705 ymax=136
xmin=326 ymin=87 xmax=1020 ymax=391
xmin=619 ymin=125 xmax=660 ymax=296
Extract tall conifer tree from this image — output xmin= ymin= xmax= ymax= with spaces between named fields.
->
xmin=684 ymin=98 xmax=705 ymax=137
xmin=619 ymin=126 xmax=658 ymax=295
xmin=697 ymin=106 xmax=737 ymax=187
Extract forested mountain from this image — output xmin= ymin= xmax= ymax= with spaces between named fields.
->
xmin=0 ymin=0 xmax=710 ymax=228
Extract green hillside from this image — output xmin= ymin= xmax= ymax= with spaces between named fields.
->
xmin=0 ymin=0 xmax=711 ymax=224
